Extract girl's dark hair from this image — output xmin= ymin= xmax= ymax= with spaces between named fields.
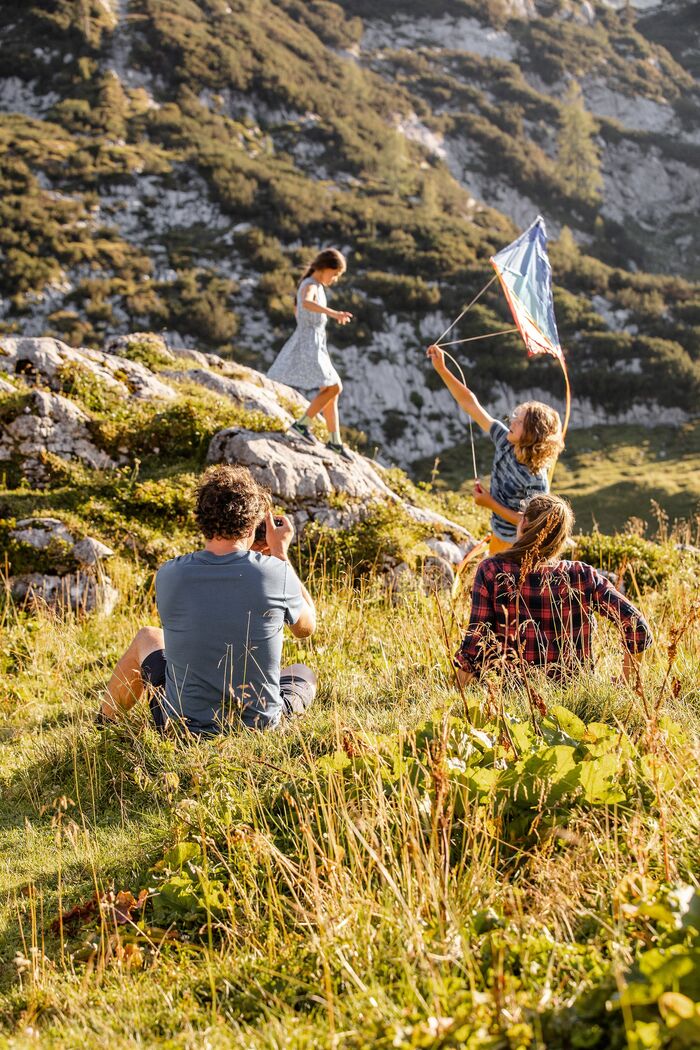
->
xmin=497 ymin=493 xmax=574 ymax=569
xmin=195 ymin=464 xmax=269 ymax=540
xmin=300 ymin=248 xmax=346 ymax=283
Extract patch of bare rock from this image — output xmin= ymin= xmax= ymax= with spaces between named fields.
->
xmin=7 ymin=518 xmax=118 ymax=616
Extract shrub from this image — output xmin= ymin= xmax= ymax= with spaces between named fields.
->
xmin=573 ymin=531 xmax=689 ymax=592
xmin=299 ymin=503 xmax=434 ymax=578
xmin=117 ymin=474 xmax=197 ymax=527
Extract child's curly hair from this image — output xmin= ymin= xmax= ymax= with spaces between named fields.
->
xmin=195 ymin=464 xmax=269 ymax=540
xmin=513 ymin=401 xmax=564 ymax=472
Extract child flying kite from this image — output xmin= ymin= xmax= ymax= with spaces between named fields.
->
xmin=426 ymin=345 xmax=564 ymax=552
xmin=427 ymin=216 xmax=568 ymax=554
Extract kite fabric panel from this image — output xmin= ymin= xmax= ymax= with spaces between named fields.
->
xmin=490 ymin=216 xmax=562 ymax=360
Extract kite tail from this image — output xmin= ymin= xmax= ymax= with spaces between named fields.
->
xmin=548 ymin=354 xmax=571 ymax=486
xmin=561 ymin=354 xmax=571 ymax=440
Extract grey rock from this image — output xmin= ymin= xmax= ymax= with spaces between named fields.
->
xmin=104 ymin=332 xmax=176 ymax=362
xmin=420 ymin=555 xmax=455 ymax=592
xmin=425 ymin=537 xmax=470 ymax=565
xmin=0 ymin=389 xmax=116 ymax=484
xmin=208 ymin=427 xmax=393 ymax=505
xmin=0 ymin=336 xmax=175 ymax=401
xmin=207 ymin=427 xmax=475 ymax=540
xmin=168 ymin=347 xmax=213 ymax=368
xmin=164 ymin=369 xmax=295 ymax=425
xmin=0 ymin=377 xmax=16 ymax=394
xmin=10 ymin=572 xmax=119 ymax=616
xmin=72 ymin=537 xmax=115 ymax=565
xmin=11 ymin=517 xmax=75 ymax=550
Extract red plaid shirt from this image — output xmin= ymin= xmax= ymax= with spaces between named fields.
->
xmin=455 ymin=557 xmax=653 ymax=678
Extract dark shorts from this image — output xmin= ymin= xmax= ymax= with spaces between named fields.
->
xmin=140 ymin=649 xmax=170 ymax=732
xmin=140 ymin=651 xmax=315 ymax=733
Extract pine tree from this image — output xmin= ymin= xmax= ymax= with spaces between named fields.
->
xmin=556 ymin=80 xmax=603 ymax=206
xmin=554 ymin=225 xmax=580 ymax=271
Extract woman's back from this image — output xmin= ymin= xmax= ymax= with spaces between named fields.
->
xmin=456 ymin=556 xmax=652 ymax=678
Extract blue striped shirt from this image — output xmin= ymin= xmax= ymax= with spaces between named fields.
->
xmin=488 ymin=420 xmax=548 ymax=540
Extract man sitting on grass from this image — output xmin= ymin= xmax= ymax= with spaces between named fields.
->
xmin=99 ymin=464 xmax=317 ymax=734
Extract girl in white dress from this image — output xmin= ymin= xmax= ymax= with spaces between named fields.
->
xmin=268 ymin=248 xmax=353 ymax=460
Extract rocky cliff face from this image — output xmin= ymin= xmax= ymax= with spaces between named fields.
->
xmin=0 ymin=1 xmax=698 ymax=466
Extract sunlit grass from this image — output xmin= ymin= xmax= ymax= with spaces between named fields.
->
xmin=0 ymin=535 xmax=698 ymax=1048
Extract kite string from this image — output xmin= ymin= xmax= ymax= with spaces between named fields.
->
xmin=438 ymin=345 xmax=479 ymax=481
xmin=439 ymin=327 xmax=518 ymax=348
xmin=434 ymin=272 xmax=498 ymax=345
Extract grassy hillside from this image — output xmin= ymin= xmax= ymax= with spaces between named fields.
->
xmin=0 ymin=344 xmax=699 ymax=1047
xmin=0 ymin=527 xmax=699 ymax=1047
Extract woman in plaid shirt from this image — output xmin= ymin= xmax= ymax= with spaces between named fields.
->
xmin=455 ymin=494 xmax=653 ymax=683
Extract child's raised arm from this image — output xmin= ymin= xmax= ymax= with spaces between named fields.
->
xmin=426 ymin=345 xmax=495 ymax=433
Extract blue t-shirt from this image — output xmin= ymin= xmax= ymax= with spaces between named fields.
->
xmin=488 ymin=420 xmax=548 ymax=540
xmin=155 ymin=550 xmax=305 ymax=734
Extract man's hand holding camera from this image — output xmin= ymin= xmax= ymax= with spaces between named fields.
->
xmin=265 ymin=512 xmax=294 ymax=561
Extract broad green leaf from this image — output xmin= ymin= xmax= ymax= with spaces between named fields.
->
xmin=163 ymin=841 xmax=202 ymax=870
xmin=156 ymin=874 xmax=200 ymax=914
xmin=316 ymin=750 xmax=351 ymax=773
xmin=579 ymin=754 xmax=625 ymax=804
xmin=548 ymin=705 xmax=587 ymax=740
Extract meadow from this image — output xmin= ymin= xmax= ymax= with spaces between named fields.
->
xmin=0 ymin=517 xmax=698 ymax=1048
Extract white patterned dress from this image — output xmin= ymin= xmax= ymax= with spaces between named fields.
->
xmin=267 ymin=277 xmax=342 ymax=392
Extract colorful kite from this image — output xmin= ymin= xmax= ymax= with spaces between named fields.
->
xmin=490 ymin=215 xmax=571 ymax=438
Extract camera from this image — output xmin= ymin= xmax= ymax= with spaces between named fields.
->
xmin=254 ymin=515 xmax=285 ymax=544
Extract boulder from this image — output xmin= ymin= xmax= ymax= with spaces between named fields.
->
xmin=9 ymin=572 xmax=119 ymax=616
xmin=104 ymin=332 xmax=176 ymax=362
xmin=207 ymin=427 xmax=395 ymax=506
xmin=207 ymin=427 xmax=475 ymax=542
xmin=164 ymin=369 xmax=295 ymax=425
xmin=0 ymin=337 xmax=175 ymax=401
xmin=72 ymin=537 xmax=115 ymax=566
xmin=10 ymin=517 xmax=75 ymax=550
xmin=169 ymin=347 xmax=214 ymax=368
xmin=0 ymin=390 xmax=116 ymax=484
xmin=425 ymin=537 xmax=472 ymax=564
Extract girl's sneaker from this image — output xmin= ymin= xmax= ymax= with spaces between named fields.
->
xmin=326 ymin=441 xmax=353 ymax=462
xmin=288 ymin=420 xmax=316 ymax=444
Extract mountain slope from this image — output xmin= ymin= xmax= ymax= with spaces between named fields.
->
xmin=0 ymin=0 xmax=698 ymax=468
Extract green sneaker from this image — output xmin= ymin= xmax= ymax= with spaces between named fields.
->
xmin=326 ymin=441 xmax=353 ymax=462
xmin=288 ymin=420 xmax=316 ymax=444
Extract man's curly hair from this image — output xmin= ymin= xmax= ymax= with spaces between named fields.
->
xmin=195 ymin=464 xmax=270 ymax=540
xmin=513 ymin=401 xmax=564 ymax=473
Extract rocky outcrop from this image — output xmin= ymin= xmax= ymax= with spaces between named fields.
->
xmin=0 ymin=337 xmax=175 ymax=401
xmin=9 ymin=517 xmax=116 ymax=565
xmin=206 ymin=426 xmax=476 ymax=545
xmin=164 ymin=368 xmax=297 ymax=426
xmin=8 ymin=517 xmax=118 ymax=616
xmin=0 ymin=390 xmax=116 ymax=485
xmin=10 ymin=573 xmax=119 ymax=616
